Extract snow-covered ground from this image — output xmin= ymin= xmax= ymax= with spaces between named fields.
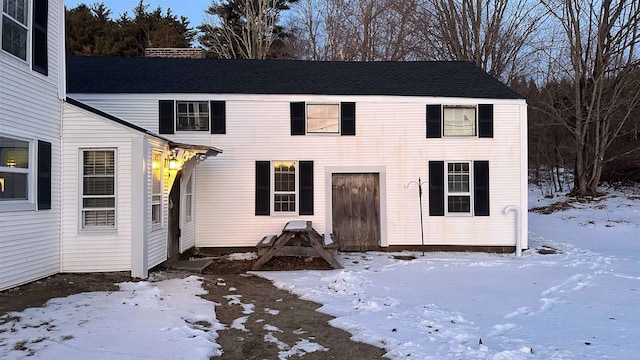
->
xmin=1 ymin=185 xmax=638 ymax=359
xmin=259 ymin=186 xmax=640 ymax=359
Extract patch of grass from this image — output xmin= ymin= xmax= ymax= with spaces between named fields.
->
xmin=13 ymin=340 xmax=28 ymax=351
xmin=530 ymin=201 xmax=574 ymax=214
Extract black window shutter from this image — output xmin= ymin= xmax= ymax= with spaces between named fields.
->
xmin=426 ymin=105 xmax=442 ymax=138
xmin=474 ymin=161 xmax=490 ymax=216
xmin=478 ymin=104 xmax=494 ymax=138
xmin=210 ymin=101 xmax=226 ymax=134
xmin=255 ymin=161 xmax=271 ymax=215
xmin=299 ymin=161 xmax=314 ymax=215
xmin=32 ymin=0 xmax=48 ymax=75
xmin=340 ymin=102 xmax=356 ymax=136
xmin=159 ymin=100 xmax=174 ymax=134
xmin=429 ymin=161 xmax=444 ymax=216
xmin=37 ymin=140 xmax=51 ymax=210
xmin=290 ymin=102 xmax=306 ymax=135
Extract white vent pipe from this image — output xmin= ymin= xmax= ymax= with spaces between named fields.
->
xmin=503 ymin=205 xmax=522 ymax=257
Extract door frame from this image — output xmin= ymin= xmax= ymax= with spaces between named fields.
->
xmin=325 ymin=166 xmax=388 ymax=247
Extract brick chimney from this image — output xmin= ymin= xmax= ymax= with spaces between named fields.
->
xmin=144 ymin=48 xmax=206 ymax=59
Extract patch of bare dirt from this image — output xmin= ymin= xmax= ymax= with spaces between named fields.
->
xmin=0 ymin=272 xmax=133 ymax=314
xmin=0 ymin=257 xmax=386 ymax=359
xmin=202 ymin=257 xmax=385 ymax=359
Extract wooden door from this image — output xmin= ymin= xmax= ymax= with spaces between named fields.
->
xmin=167 ymin=171 xmax=181 ymax=259
xmin=331 ymin=173 xmax=380 ymax=251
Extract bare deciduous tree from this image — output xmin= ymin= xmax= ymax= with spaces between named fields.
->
xmin=539 ymin=0 xmax=640 ymax=196
xmin=287 ymin=0 xmax=420 ymax=61
xmin=200 ymin=0 xmax=285 ymax=59
xmin=416 ymin=0 xmax=544 ymax=82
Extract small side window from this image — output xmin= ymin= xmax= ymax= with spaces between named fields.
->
xmin=82 ymin=149 xmax=116 ymax=229
xmin=151 ymin=150 xmax=163 ymax=227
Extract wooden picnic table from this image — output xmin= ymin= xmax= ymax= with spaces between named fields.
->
xmin=251 ymin=221 xmax=343 ymax=270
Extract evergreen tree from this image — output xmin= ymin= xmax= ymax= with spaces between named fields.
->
xmin=65 ymin=1 xmax=196 ymax=56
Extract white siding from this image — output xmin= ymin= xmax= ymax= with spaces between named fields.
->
xmin=0 ymin=0 xmax=64 ymax=291
xmin=61 ymin=104 xmax=138 ymax=272
xmin=70 ymin=94 xmax=528 ymax=250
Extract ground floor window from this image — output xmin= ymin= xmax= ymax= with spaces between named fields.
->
xmin=0 ymin=135 xmax=30 ymax=202
xmin=82 ymin=149 xmax=116 ymax=229
xmin=151 ymin=149 xmax=163 ymax=227
xmin=447 ymin=162 xmax=471 ymax=213
xmin=273 ymin=161 xmax=296 ymax=213
xmin=184 ymin=175 xmax=193 ymax=222
xmin=429 ymin=160 xmax=489 ymax=217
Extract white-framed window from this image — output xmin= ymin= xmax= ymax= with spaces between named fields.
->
xmin=0 ymin=135 xmax=32 ymax=209
xmin=307 ymin=104 xmax=340 ymax=133
xmin=151 ymin=150 xmax=162 ymax=226
xmin=184 ymin=175 xmax=193 ymax=222
xmin=443 ymin=106 xmax=476 ymax=136
xmin=176 ymin=101 xmax=209 ymax=131
xmin=273 ymin=161 xmax=297 ymax=213
xmin=446 ymin=161 xmax=471 ymax=214
xmin=1 ymin=0 xmax=29 ymax=61
xmin=81 ymin=149 xmax=116 ymax=229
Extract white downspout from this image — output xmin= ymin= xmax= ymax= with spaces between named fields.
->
xmin=503 ymin=205 xmax=522 ymax=257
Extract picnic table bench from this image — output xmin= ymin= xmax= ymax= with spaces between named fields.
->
xmin=252 ymin=220 xmax=343 ymax=270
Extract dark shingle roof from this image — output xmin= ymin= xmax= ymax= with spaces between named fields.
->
xmin=66 ymin=55 xmax=522 ymax=99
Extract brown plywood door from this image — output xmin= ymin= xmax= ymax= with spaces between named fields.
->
xmin=332 ymin=173 xmax=381 ymax=251
xmin=167 ymin=171 xmax=181 ymax=259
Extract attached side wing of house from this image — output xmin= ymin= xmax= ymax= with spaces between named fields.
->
xmin=66 ymin=55 xmax=528 ymax=255
xmin=62 ymin=98 xmax=220 ymax=278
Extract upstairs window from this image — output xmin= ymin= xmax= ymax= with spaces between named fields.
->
xmin=427 ymin=104 xmax=493 ymax=138
xmin=291 ymin=102 xmax=356 ymax=136
xmin=1 ymin=0 xmax=28 ymax=60
xmin=82 ymin=150 xmax=116 ymax=229
xmin=158 ymin=100 xmax=225 ymax=134
xmin=443 ymin=106 xmax=476 ymax=136
xmin=176 ymin=101 xmax=209 ymax=131
xmin=307 ymin=104 xmax=339 ymax=133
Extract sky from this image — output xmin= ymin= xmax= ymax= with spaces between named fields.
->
xmin=1 ymin=184 xmax=639 ymax=359
xmin=64 ymin=1 xmax=212 ymax=27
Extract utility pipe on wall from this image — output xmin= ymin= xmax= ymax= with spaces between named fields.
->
xmin=503 ymin=205 xmax=522 ymax=257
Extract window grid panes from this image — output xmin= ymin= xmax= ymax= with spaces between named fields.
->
xmin=176 ymin=101 xmax=209 ymax=131
xmin=1 ymin=0 xmax=28 ymax=60
xmin=82 ymin=150 xmax=116 ymax=228
xmin=447 ymin=162 xmax=471 ymax=213
xmin=307 ymin=104 xmax=339 ymax=133
xmin=152 ymin=150 xmax=162 ymax=225
xmin=273 ymin=161 xmax=296 ymax=213
xmin=443 ymin=107 xmax=476 ymax=136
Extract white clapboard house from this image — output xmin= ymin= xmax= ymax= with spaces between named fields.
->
xmin=0 ymin=0 xmax=218 ymax=291
xmin=66 ymin=55 xmax=528 ymax=255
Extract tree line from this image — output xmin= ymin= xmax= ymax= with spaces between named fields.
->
xmin=66 ymin=0 xmax=640 ymax=197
